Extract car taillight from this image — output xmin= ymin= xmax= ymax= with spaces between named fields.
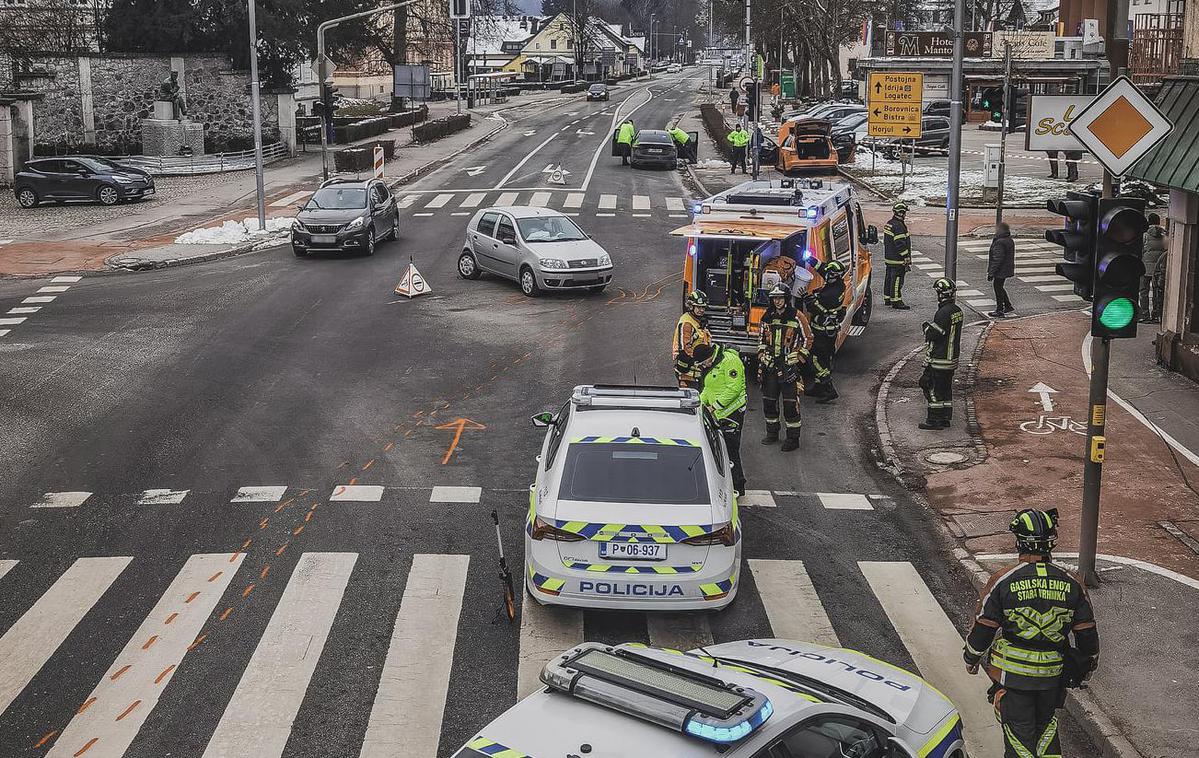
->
xmin=531 ymin=516 xmax=584 ymax=542
xmin=682 ymin=522 xmax=736 ymax=547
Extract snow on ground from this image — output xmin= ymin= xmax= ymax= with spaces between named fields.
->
xmin=695 ymin=158 xmax=728 ymax=169
xmin=847 ymin=148 xmax=1063 ymax=206
xmin=174 ymin=216 xmax=293 ymax=245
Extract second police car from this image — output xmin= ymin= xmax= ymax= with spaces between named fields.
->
xmin=526 ymin=385 xmax=740 ymax=610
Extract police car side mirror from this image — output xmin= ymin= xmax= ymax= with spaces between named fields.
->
xmin=865 ymin=225 xmax=879 ymax=244
xmin=531 ymin=412 xmax=556 ymax=428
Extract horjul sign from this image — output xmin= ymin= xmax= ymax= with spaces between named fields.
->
xmin=867 ymin=72 xmax=923 ymax=138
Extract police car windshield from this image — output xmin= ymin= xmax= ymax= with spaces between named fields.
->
xmin=558 ymin=443 xmax=709 ymax=504
xmin=517 ymin=216 xmax=587 ymax=242
xmin=307 ymin=187 xmax=366 ymax=210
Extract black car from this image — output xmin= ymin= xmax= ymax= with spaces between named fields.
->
xmin=587 ymin=83 xmax=609 ymax=101
xmin=923 ymin=99 xmax=951 ymax=117
xmin=629 ymin=129 xmax=678 ymax=169
xmin=290 ymin=178 xmax=399 ymax=257
xmin=830 ymin=112 xmax=867 ymax=161
xmin=13 ymin=156 xmax=155 ymax=208
xmin=876 ymin=116 xmax=952 ymax=157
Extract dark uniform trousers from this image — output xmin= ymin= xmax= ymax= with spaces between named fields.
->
xmin=731 ymin=147 xmax=747 ymax=173
xmin=884 ymin=264 xmax=906 ymax=305
xmin=993 ymin=686 xmax=1063 ymax=758
xmin=720 ymin=409 xmax=746 ymax=492
xmin=919 ymin=367 xmax=954 ymax=424
xmin=762 ymin=370 xmax=802 ymax=440
xmin=809 ymin=334 xmax=837 ymax=396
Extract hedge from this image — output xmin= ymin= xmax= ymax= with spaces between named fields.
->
xmin=332 ymin=140 xmax=395 ymax=172
xmin=412 ymin=114 xmax=471 ymax=143
xmin=559 ymin=82 xmax=587 ymax=94
xmin=700 ymin=103 xmax=733 ymax=162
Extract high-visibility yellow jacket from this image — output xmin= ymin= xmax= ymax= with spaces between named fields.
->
xmin=617 ymin=122 xmax=635 ymax=144
xmin=727 ymin=129 xmax=749 ymax=148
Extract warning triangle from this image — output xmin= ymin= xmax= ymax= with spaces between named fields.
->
xmin=394 ymin=262 xmax=432 ymax=297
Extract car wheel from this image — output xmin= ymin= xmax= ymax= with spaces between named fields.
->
xmin=364 ymin=228 xmax=376 ymax=256
xmin=458 ymin=250 xmax=481 ymax=280
xmin=16 ymin=187 xmax=39 ymax=208
xmin=293 ymin=246 xmax=307 ymax=258
xmin=852 ymin=281 xmax=872 ymax=326
xmin=520 ymin=266 xmax=541 ymax=297
xmin=97 ymin=185 xmax=119 ymax=206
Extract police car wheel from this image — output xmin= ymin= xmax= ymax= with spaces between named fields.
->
xmin=520 ymin=266 xmax=541 ymax=297
xmin=457 ymin=250 xmax=481 ymax=280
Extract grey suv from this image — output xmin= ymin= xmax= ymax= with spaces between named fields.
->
xmin=14 ymin=156 xmax=155 ymax=208
xmin=291 ymin=178 xmax=399 ymax=257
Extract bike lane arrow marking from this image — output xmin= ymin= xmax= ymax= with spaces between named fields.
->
xmin=1028 ymin=382 xmax=1058 ymax=412
xmin=434 ymin=418 xmax=487 ymax=465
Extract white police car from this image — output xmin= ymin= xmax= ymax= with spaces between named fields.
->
xmin=525 ymin=385 xmax=740 ymax=611
xmin=455 ymin=640 xmax=966 ymax=758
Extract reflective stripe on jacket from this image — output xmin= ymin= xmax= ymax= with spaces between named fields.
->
xmin=922 ymin=300 xmax=963 ymax=370
xmin=673 ymin=312 xmax=710 ymax=374
xmin=758 ymin=305 xmax=812 ymax=365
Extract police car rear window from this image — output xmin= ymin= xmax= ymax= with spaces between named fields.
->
xmin=558 ymin=443 xmax=709 ymax=504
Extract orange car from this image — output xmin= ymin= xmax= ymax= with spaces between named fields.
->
xmin=775 ymin=118 xmax=840 ymax=176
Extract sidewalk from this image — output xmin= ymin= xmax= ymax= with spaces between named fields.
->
xmin=0 ymin=90 xmax=577 ymax=278
xmin=878 ymin=310 xmax=1199 ymax=758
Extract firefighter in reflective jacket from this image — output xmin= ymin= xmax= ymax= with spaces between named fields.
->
xmin=805 ymin=259 xmax=847 ymax=403
xmin=964 ymin=508 xmax=1099 ymax=758
xmin=919 ymin=277 xmax=963 ymax=429
xmin=673 ymin=290 xmax=712 ymax=387
xmin=757 ymin=284 xmax=812 ymax=451
xmin=694 ymin=342 xmax=747 ymax=495
xmin=616 ymin=119 xmax=636 ymax=165
xmin=883 ymin=202 xmax=912 ymax=309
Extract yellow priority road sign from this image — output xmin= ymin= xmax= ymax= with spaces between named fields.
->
xmin=868 ymin=72 xmax=923 ymax=138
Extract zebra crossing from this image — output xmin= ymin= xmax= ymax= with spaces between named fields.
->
xmin=961 ymin=237 xmax=1084 ymax=309
xmin=0 ymin=275 xmax=82 ymax=340
xmin=396 ymin=190 xmax=694 ymax=219
xmin=0 ymin=550 xmax=1000 ymax=757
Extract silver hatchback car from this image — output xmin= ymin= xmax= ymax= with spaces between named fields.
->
xmin=458 ymin=206 xmax=614 ymax=296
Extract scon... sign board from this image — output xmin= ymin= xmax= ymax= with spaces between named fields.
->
xmin=1026 ymin=95 xmax=1093 ymax=152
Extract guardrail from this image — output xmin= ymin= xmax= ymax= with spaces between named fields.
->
xmin=116 ymin=142 xmax=292 ymax=176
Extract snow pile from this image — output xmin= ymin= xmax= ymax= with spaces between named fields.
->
xmin=174 ymin=216 xmax=294 ymax=245
xmin=695 ymin=158 xmax=728 ymax=169
xmin=847 ymin=147 xmax=1066 ymax=206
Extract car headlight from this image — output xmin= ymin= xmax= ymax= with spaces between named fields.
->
xmin=292 ymin=219 xmax=305 ymax=232
xmin=598 ymin=254 xmax=611 ymax=266
xmin=539 ymin=258 xmax=568 ymax=269
xmin=344 ymin=217 xmax=365 ymax=232
xmin=113 ymin=176 xmax=134 ymax=184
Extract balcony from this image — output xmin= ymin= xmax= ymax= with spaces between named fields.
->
xmin=1129 ymin=13 xmax=1183 ymax=88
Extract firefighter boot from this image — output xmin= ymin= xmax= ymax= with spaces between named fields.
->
xmin=761 ymin=430 xmax=779 ymax=445
xmin=780 ymin=433 xmax=800 ymax=452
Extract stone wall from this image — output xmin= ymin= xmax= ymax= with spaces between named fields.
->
xmin=14 ymin=52 xmax=282 ymax=153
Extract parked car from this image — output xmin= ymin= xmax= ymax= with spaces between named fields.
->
xmin=667 ymin=63 xmax=682 ymax=73
xmin=784 ymin=101 xmax=864 ymax=122
xmin=586 ymin=83 xmax=609 ymax=101
xmin=458 ymin=207 xmax=613 ymax=296
xmin=830 ymin=112 xmax=868 ymax=162
xmin=923 ymin=99 xmax=951 ymax=117
xmin=775 ymin=118 xmax=839 ymax=174
xmin=13 ymin=156 xmax=155 ymax=208
xmin=629 ymin=129 xmax=679 ymax=169
xmin=290 ymin=178 xmax=398 ymax=257
xmin=872 ymin=116 xmax=952 ymax=157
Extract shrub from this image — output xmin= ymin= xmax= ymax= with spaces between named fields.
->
xmin=412 ymin=114 xmax=471 ymax=143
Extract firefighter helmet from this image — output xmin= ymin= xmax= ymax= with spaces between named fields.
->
xmin=933 ymin=277 xmax=956 ymax=301
xmin=1010 ymin=508 xmax=1058 ymax=555
xmin=686 ymin=290 xmax=709 ymax=310
xmin=822 ymin=260 xmax=847 ymax=279
xmin=893 ymin=201 xmax=910 ymax=215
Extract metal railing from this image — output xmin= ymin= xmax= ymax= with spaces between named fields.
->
xmin=1129 ymin=13 xmax=1183 ymax=87
xmin=116 ymin=141 xmax=292 ymax=176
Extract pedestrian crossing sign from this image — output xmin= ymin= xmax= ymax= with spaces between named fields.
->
xmin=395 ymin=262 xmax=432 ymax=298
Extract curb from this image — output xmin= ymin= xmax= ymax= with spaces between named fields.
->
xmin=873 ymin=319 xmax=1146 ymax=758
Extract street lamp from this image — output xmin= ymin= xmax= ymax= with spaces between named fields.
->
xmin=247 ymin=0 xmax=265 ymax=230
xmin=650 ymin=14 xmax=656 ymax=65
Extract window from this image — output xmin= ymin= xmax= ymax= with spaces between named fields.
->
xmin=761 ymin=715 xmax=886 ymax=758
xmin=557 ymin=443 xmax=709 ymax=504
xmin=370 ymin=183 xmax=389 ymax=205
xmin=831 ymin=213 xmax=851 ymax=259
xmin=544 ymin=402 xmax=570 ymax=469
xmin=58 ymin=159 xmax=83 ymax=173
xmin=551 ymin=39 xmax=557 ymax=49
xmin=517 ymin=215 xmax=587 ymax=242
xmin=496 ymin=216 xmax=517 ymax=242
xmin=307 ymin=187 xmax=366 ymax=209
xmin=476 ymin=211 xmax=500 ymax=236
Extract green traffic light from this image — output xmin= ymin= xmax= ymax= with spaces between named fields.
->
xmin=1098 ymin=297 xmax=1135 ymax=329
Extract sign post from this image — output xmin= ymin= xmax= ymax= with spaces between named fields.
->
xmin=867 ymin=71 xmax=924 ymax=139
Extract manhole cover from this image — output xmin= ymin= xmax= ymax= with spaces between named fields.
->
xmin=925 ymin=450 xmax=968 ymax=465
xmin=950 ymin=511 xmax=1014 ymax=538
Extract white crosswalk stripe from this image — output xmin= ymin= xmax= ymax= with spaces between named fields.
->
xmin=665 ymin=196 xmax=685 ymax=211
xmin=564 ymin=192 xmax=585 ymax=208
xmin=632 ymin=195 xmax=651 ymax=210
xmin=138 ymin=489 xmax=190 ymax=505
xmin=330 ymin=485 xmax=384 ymax=502
xmin=425 ymin=193 xmax=454 ymax=208
xmin=817 ymin=493 xmax=873 ymax=510
xmin=528 ymin=191 xmax=552 ymax=207
xmin=1035 ymin=283 xmax=1077 ymax=293
xmin=459 ymin=193 xmax=486 ymax=208
xmin=396 ymin=195 xmax=419 ymax=208
xmin=32 ymin=491 xmax=92 ymax=508
xmin=231 ymin=486 xmax=288 ymax=503
xmin=598 ymin=194 xmax=617 ymax=210
xmin=748 ymin=559 xmax=838 ymax=647
xmin=1018 ymin=274 xmax=1065 ymax=283
xmin=0 ymin=559 xmax=16 ymax=581
xmin=496 ymin=192 xmax=519 ymax=206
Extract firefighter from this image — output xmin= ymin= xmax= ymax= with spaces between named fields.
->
xmin=672 ymin=290 xmax=711 ymax=388
xmin=757 ymin=284 xmax=811 ymax=451
xmin=919 ymin=277 xmax=963 ymax=429
xmin=616 ymin=119 xmax=636 ymax=165
xmin=727 ymin=125 xmax=750 ymax=174
xmin=883 ymin=201 xmax=912 ymax=309
xmin=964 ymin=508 xmax=1100 ymax=758
xmin=693 ymin=342 xmax=747 ymax=495
xmin=805 ymin=259 xmax=847 ymax=403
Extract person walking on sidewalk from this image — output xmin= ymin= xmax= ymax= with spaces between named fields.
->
xmin=673 ymin=291 xmax=712 ymax=387
xmin=693 ymin=343 xmax=748 ymax=495
xmin=883 ymin=202 xmax=912 ymax=309
xmin=729 ymin=87 xmax=740 ymax=115
xmin=918 ymin=277 xmax=962 ymax=429
xmin=1141 ymin=214 xmax=1167 ymax=323
xmin=728 ymin=125 xmax=750 ymax=174
xmin=964 ymin=508 xmax=1100 ymax=758
xmin=758 ymin=285 xmax=812 ymax=451
xmin=987 ymin=221 xmax=1016 ymax=318
xmin=616 ymin=119 xmax=636 ymax=165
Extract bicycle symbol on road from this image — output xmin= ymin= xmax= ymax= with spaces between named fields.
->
xmin=1019 ymin=415 xmax=1087 ymax=436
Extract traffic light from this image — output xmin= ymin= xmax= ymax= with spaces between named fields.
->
xmin=1047 ymin=191 xmax=1099 ymax=300
xmin=320 ymin=84 xmax=340 ymax=141
xmin=1091 ymin=197 xmax=1148 ymax=338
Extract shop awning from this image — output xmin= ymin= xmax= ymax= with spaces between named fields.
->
xmin=1128 ymin=76 xmax=1199 ymax=193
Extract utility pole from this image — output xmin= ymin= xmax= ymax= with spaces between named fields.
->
xmin=995 ymin=41 xmax=1011 ymax=225
xmin=247 ymin=0 xmax=265 ymax=230
xmin=943 ymin=0 xmax=965 ymax=281
xmin=708 ymin=0 xmax=714 ymax=88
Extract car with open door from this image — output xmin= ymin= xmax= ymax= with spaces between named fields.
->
xmin=775 ymin=119 xmax=840 ymax=175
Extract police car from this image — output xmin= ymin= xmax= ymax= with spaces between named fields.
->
xmin=454 ymin=640 xmax=966 ymax=758
xmin=525 ymin=385 xmax=740 ymax=611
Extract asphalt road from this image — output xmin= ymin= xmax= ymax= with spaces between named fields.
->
xmin=0 ymin=71 xmax=1096 ymax=757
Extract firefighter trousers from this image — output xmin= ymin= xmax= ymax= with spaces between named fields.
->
xmin=809 ymin=335 xmax=837 ymax=397
xmin=884 ymin=263 xmax=907 ymax=304
xmin=720 ymin=409 xmax=746 ymax=493
xmin=993 ymin=685 xmax=1064 ymax=758
xmin=762 ymin=370 xmax=802 ymax=440
xmin=919 ymin=367 xmax=954 ymax=424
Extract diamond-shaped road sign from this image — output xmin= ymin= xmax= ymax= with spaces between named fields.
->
xmin=1068 ymin=76 xmax=1173 ymax=176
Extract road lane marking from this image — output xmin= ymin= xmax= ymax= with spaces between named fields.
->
xmin=859 ymin=561 xmax=1001 ymax=758
xmin=598 ymin=194 xmax=617 ymax=209
xmin=632 ymin=213 xmax=651 ymax=217
xmin=0 ymin=317 xmax=28 ymax=326
xmin=22 ymin=296 xmax=56 ymax=304
xmin=816 ymin=493 xmax=873 ymax=510
xmin=37 ymin=286 xmax=70 ymax=293
xmin=0 ymin=329 xmax=9 ymax=337
xmin=632 ymin=195 xmax=650 ymax=210
xmin=957 ymin=289 xmax=985 ymax=297
xmin=413 ymin=212 xmax=434 ymax=217
xmin=231 ymin=486 xmax=288 ymax=503
xmin=596 ymin=212 xmax=615 ymax=217
xmin=397 ymin=196 xmax=419 ymax=208
xmin=426 ymin=194 xmax=454 ymax=208
xmin=48 ymin=553 xmax=242 ymax=758
xmin=460 ymin=193 xmax=486 ymax=208
xmin=494 ymin=133 xmax=558 ymax=190
xmin=518 ymin=598 xmax=582 ymax=699
xmin=202 ymin=553 xmax=356 ymax=758
xmin=647 ymin=613 xmax=713 ymax=649
xmin=1019 ymin=274 xmax=1064 ymax=283
xmin=966 ymin=299 xmax=993 ymax=308
xmin=0 ymin=557 xmax=131 ymax=716
xmin=329 ymin=485 xmax=385 ymax=502
xmin=359 ymin=554 xmax=469 ymax=758
xmin=1035 ymin=283 xmax=1076 ymax=292
xmin=564 ymin=193 xmax=584 ymax=208
xmin=429 ymin=486 xmax=482 ymax=503
xmin=8 ymin=307 xmax=40 ymax=314
xmin=529 ymin=192 xmax=551 ymax=207
xmin=137 ymin=489 xmax=190 ymax=505
xmin=270 ymin=190 xmax=311 ymax=208
xmin=582 ymin=85 xmax=655 ymax=190
xmin=32 ymin=491 xmax=92 ymax=508
xmin=51 ymin=276 xmax=82 ymax=283
xmin=666 ymin=197 xmax=685 ymax=211
xmin=748 ymin=559 xmax=838 ymax=647
xmin=496 ymin=192 xmax=519 ymax=205
xmin=1052 ymin=294 xmax=1083 ymax=302
xmin=739 ymin=490 xmax=776 ymax=507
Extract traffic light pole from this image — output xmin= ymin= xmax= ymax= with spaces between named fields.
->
xmin=317 ymin=0 xmax=421 ymax=181
xmin=1079 ymin=336 xmax=1110 ymax=587
xmin=994 ymin=42 xmax=1011 ymax=226
xmin=943 ymin=0 xmax=966 ymax=282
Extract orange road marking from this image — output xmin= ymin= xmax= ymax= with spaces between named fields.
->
xmin=293 ymin=525 xmax=304 ymax=536
xmin=141 ymin=635 xmax=158 ymax=651
xmin=76 ymin=698 xmax=96 ymax=715
xmin=404 ymin=429 xmax=415 ymax=438
xmin=383 ymin=442 xmax=395 ymax=452
xmin=413 ymin=411 xmax=425 ymax=418
xmin=434 ymin=417 xmax=487 ymax=465
xmin=338 ymin=461 xmax=350 ymax=468
xmin=304 ymin=511 xmax=313 ymax=523
xmin=219 ymin=607 xmax=233 ymax=621
xmin=115 ymin=700 xmax=140 ymax=721
xmin=260 ymin=565 xmax=270 ymax=579
xmin=164 ymin=612 xmax=178 ymax=625
xmin=241 ymin=538 xmax=252 ymax=549
xmin=348 ymin=477 xmax=358 ymax=486
xmin=72 ymin=737 xmax=97 ymax=756
xmin=154 ymin=665 xmax=175 ymax=684
xmin=228 ymin=552 xmax=240 ymax=563
xmin=110 ymin=665 xmax=131 ymax=681
xmin=362 ymin=459 xmax=375 ymax=471
xmin=188 ymin=634 xmax=206 ymax=651
xmin=242 ymin=584 xmax=255 ymax=598
xmin=275 ymin=543 xmax=288 ymax=557
xmin=185 ymin=591 xmax=200 ymax=604
xmin=259 ymin=518 xmax=269 ymax=530
xmin=33 ymin=730 xmax=57 ymax=748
